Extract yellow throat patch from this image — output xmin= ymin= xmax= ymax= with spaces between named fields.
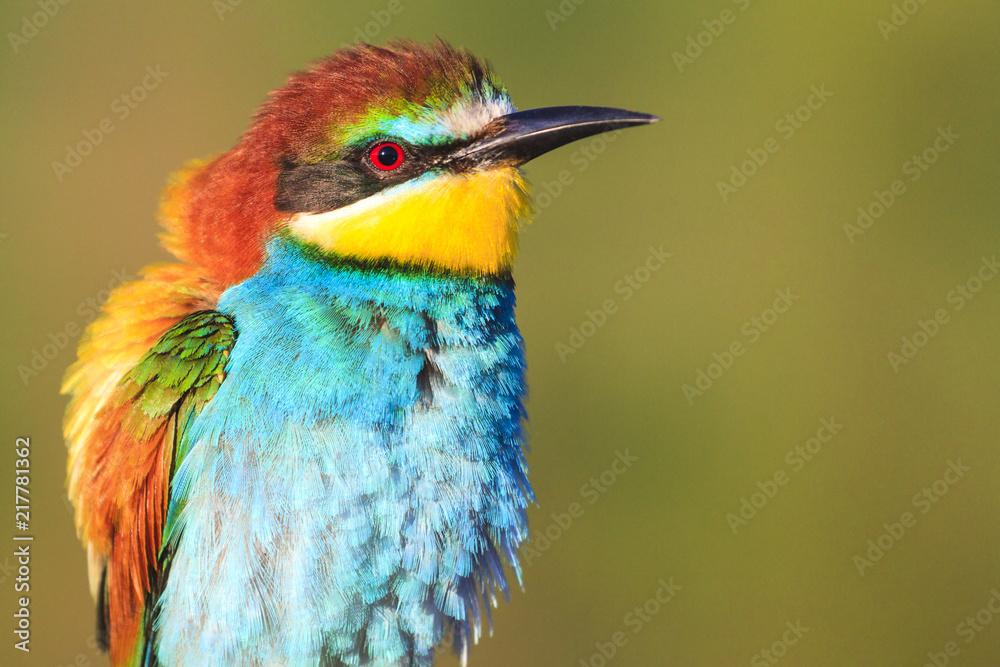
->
xmin=286 ymin=167 xmax=532 ymax=275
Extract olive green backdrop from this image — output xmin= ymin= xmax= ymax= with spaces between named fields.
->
xmin=2 ymin=1 xmax=999 ymax=665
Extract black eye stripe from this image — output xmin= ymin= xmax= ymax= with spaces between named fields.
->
xmin=274 ymin=138 xmax=476 ymax=215
xmin=274 ymin=161 xmax=377 ymax=214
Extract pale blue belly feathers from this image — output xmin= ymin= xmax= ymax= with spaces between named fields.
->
xmin=154 ymin=239 xmax=531 ymax=666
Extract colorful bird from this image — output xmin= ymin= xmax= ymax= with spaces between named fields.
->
xmin=63 ymin=40 xmax=656 ymax=666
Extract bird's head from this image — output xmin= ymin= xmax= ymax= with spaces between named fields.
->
xmin=162 ymin=40 xmax=657 ymax=285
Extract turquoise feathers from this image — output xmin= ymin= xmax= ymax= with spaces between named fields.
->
xmin=154 ymin=239 xmax=531 ymax=665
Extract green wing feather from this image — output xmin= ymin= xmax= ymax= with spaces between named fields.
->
xmin=83 ymin=310 xmax=236 ymax=666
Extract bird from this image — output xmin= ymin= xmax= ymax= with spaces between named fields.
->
xmin=62 ymin=40 xmax=657 ymax=666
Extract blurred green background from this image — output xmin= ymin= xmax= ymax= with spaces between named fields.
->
xmin=2 ymin=0 xmax=999 ymax=664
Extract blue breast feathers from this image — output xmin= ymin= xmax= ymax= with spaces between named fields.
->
xmin=154 ymin=239 xmax=531 ymax=667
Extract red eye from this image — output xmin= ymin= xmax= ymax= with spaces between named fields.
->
xmin=369 ymin=142 xmax=405 ymax=171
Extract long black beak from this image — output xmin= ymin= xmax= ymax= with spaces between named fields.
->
xmin=452 ymin=106 xmax=659 ymax=167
